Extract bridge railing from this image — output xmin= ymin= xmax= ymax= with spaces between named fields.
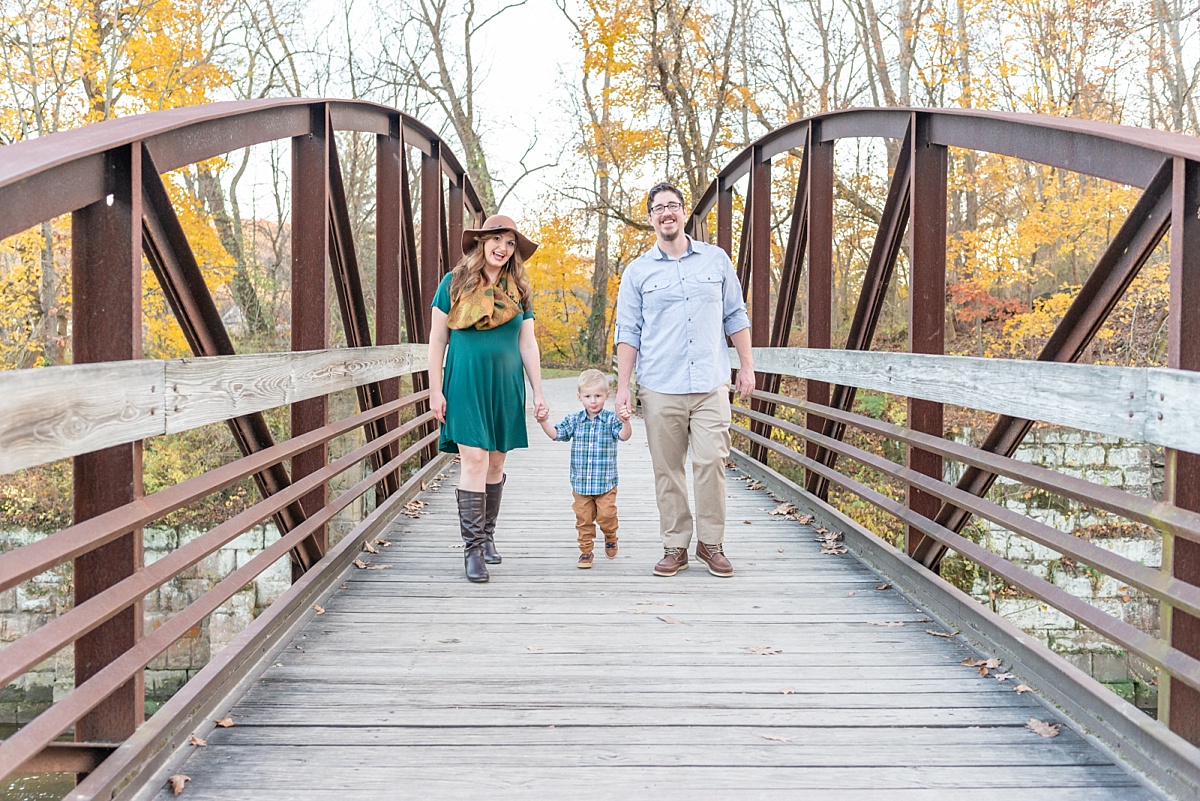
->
xmin=0 ymin=99 xmax=479 ymax=795
xmin=692 ymin=107 xmax=1200 ymax=795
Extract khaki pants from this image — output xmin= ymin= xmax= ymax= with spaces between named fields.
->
xmin=639 ymin=385 xmax=731 ymax=549
xmin=572 ymin=487 xmax=619 ymax=555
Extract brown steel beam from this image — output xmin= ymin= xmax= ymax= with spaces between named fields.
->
xmin=139 ymin=147 xmax=310 ymax=551
xmin=290 ymin=104 xmax=331 ymax=576
xmin=807 ymin=122 xmax=913 ymax=497
xmin=327 ymin=128 xmax=399 ymax=498
xmin=717 ymin=182 xmax=733 ymax=258
xmin=418 ymin=145 xmax=444 ymax=462
xmin=448 ymin=181 xmax=464 ymax=270
xmin=913 ymin=158 xmax=1175 ymax=568
xmin=15 ymin=742 xmax=115 ymax=776
xmin=746 ymin=147 xmax=772 ymax=462
xmin=1165 ymin=156 xmax=1200 ymax=746
xmin=804 ymin=124 xmax=835 ymax=491
xmin=905 ymin=113 xmax=947 ymax=558
xmin=377 ymin=120 xmax=403 ymax=498
xmin=71 ymin=143 xmax=145 ymax=745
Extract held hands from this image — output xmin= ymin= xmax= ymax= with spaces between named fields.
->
xmin=533 ymin=396 xmax=549 ymax=422
xmin=614 ymin=387 xmax=633 ymax=419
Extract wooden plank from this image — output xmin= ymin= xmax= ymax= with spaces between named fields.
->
xmin=146 ymin=376 xmax=1162 ymax=801
xmin=0 ymin=344 xmax=428 ymax=475
xmin=0 ymin=360 xmax=163 ymax=475
xmin=738 ymin=346 xmax=1200 ymax=452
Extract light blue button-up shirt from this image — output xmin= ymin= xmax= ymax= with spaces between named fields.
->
xmin=614 ymin=236 xmax=750 ymax=395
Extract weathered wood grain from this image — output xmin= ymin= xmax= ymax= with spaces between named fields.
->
xmin=147 ymin=377 xmax=1163 ymax=801
xmin=740 ymin=346 xmax=1200 ymax=452
xmin=0 ymin=344 xmax=428 ymax=475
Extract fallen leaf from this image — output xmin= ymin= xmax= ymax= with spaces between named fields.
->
xmin=353 ymin=558 xmax=369 ymax=569
xmin=438 ymin=638 xmax=460 ymax=644
xmin=294 ymin=645 xmax=304 ymax=652
xmin=632 ymin=609 xmax=645 ymax=614
xmin=1026 ymin=718 xmax=1062 ymax=737
xmin=1014 ymin=684 xmax=1034 ymax=694
xmin=796 ymin=514 xmax=815 ymax=524
xmin=187 ymin=735 xmax=206 ymax=747
xmin=780 ymin=687 xmax=795 ymax=695
xmin=743 ymin=520 xmax=752 ymax=524
xmin=364 ymin=563 xmax=392 ymax=570
xmin=420 ymin=481 xmax=428 ymax=491
xmin=658 ymin=616 xmax=685 ymax=624
xmin=374 ymin=539 xmax=392 ymax=547
xmin=169 ymin=775 xmax=191 ymax=796
xmin=778 ymin=547 xmax=784 ymax=553
xmin=758 ymin=733 xmax=792 ymax=742
xmin=747 ymin=646 xmax=782 ymax=656
xmin=338 ymin=584 xmax=347 ymax=589
xmin=994 ymin=672 xmax=1016 ymax=682
xmin=875 ymin=583 xmax=892 ymax=591
xmin=636 ymin=601 xmax=675 ymax=606
xmin=846 ymin=591 xmax=857 ymax=597
xmin=362 ymin=541 xmax=380 ymax=554
xmin=925 ymin=629 xmax=958 ymax=638
xmin=527 ymin=646 xmax=541 ymax=651
xmin=312 ymin=605 xmax=325 ymax=615
xmin=770 ymin=503 xmax=797 ymax=516
xmin=978 ymin=666 xmax=990 ymax=677
xmin=869 ymin=621 xmax=905 ymax=627
xmin=214 ymin=718 xmax=234 ymax=728
xmin=747 ymin=481 xmax=765 ymax=490
xmin=961 ymin=658 xmax=1002 ymax=669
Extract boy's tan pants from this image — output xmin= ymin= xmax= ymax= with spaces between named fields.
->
xmin=639 ymin=385 xmax=731 ymax=549
xmin=572 ymin=487 xmax=619 ymax=554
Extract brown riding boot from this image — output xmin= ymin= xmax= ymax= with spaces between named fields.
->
xmin=456 ymin=489 xmax=489 ymax=583
xmin=482 ymin=475 xmax=505 ymax=564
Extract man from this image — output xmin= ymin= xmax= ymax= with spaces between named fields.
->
xmin=614 ymin=182 xmax=755 ymax=578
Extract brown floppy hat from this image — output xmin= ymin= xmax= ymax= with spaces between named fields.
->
xmin=461 ymin=214 xmax=539 ymax=262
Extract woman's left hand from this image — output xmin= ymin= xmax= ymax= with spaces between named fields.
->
xmin=533 ymin=395 xmax=549 ymax=421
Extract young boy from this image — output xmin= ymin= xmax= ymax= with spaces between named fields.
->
xmin=536 ymin=369 xmax=633 ymax=568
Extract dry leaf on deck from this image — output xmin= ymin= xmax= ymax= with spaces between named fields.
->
xmin=780 ymin=687 xmax=795 ymax=695
xmin=374 ymin=539 xmax=392 ymax=547
xmin=214 ymin=717 xmax=234 ymax=728
xmin=869 ymin=621 xmax=905 ymax=627
xmin=925 ymin=629 xmax=957 ymax=638
xmin=187 ymin=735 xmax=206 ymax=747
xmin=312 ymin=605 xmax=325 ymax=615
xmin=353 ymin=558 xmax=369 ymax=569
xmin=747 ymin=646 xmax=782 ymax=656
xmin=875 ymin=583 xmax=892 ymax=591
xmin=796 ymin=514 xmax=815 ymax=524
xmin=770 ymin=504 xmax=797 ymax=516
xmin=994 ymin=672 xmax=1016 ymax=682
xmin=1026 ymin=718 xmax=1062 ymax=737
xmin=636 ymin=601 xmax=674 ymax=606
xmin=778 ymin=547 xmax=785 ymax=553
xmin=364 ymin=564 xmax=392 ymax=570
xmin=362 ymin=541 xmax=380 ymax=554
xmin=168 ymin=775 xmax=191 ymax=796
xmin=657 ymin=616 xmax=685 ymax=625
xmin=1014 ymin=684 xmax=1034 ymax=694
xmin=758 ymin=734 xmax=792 ymax=742
xmin=527 ymin=646 xmax=541 ymax=651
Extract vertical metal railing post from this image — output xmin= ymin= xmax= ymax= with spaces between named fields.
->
xmin=1163 ymin=155 xmax=1200 ymax=745
xmin=746 ymin=146 xmax=772 ymax=462
xmin=290 ymin=103 xmax=331 ymax=577
xmin=376 ymin=116 xmax=403 ymax=499
xmin=905 ymin=112 xmax=947 ymax=558
xmin=806 ymin=122 xmax=835 ymax=492
xmin=418 ymin=143 xmax=444 ymax=463
xmin=717 ymin=180 xmax=734 ymax=259
xmin=71 ymin=142 xmax=145 ymax=743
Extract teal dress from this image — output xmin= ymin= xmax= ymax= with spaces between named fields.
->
xmin=433 ymin=272 xmax=534 ymax=453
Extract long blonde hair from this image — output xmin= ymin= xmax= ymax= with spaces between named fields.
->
xmin=449 ymin=237 xmax=533 ymax=309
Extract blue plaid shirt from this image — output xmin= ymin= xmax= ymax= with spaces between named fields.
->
xmin=554 ymin=409 xmax=624 ymax=495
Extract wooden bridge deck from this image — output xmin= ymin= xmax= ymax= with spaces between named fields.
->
xmin=150 ymin=378 xmax=1160 ymax=800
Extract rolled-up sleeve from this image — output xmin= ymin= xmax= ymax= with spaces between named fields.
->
xmin=614 ymin=269 xmax=643 ymax=351
xmin=722 ymin=260 xmax=751 ymax=336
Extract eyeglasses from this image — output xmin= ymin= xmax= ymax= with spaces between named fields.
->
xmin=649 ymin=201 xmax=684 ymax=216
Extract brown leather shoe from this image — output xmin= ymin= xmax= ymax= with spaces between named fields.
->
xmin=653 ymin=547 xmax=689 ymax=577
xmin=696 ymin=541 xmax=733 ymax=577
xmin=577 ymin=553 xmax=594 ymax=569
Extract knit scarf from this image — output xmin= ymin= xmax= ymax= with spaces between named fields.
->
xmin=446 ymin=274 xmax=523 ymax=331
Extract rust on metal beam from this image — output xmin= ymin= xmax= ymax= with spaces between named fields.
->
xmin=140 ymin=146 xmax=310 ymax=552
xmin=913 ymin=157 xmax=1175 ymax=569
xmin=290 ymin=103 xmax=331 ymax=575
xmin=808 ymin=121 xmax=913 ymax=498
xmin=1165 ymin=156 xmax=1200 ymax=746
xmin=905 ymin=113 xmax=946 ymax=558
xmin=71 ymin=142 xmax=145 ymax=744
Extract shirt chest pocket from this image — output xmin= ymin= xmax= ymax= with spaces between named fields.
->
xmin=693 ymin=273 xmax=724 ymax=303
xmin=642 ymin=277 xmax=679 ymax=310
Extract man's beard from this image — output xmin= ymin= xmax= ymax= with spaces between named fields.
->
xmin=659 ymin=223 xmax=681 ymax=241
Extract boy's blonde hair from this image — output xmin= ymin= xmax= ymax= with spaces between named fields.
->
xmin=577 ymin=369 xmax=609 ymax=393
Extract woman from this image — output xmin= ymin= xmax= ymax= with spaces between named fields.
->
xmin=428 ymin=214 xmax=549 ymax=583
